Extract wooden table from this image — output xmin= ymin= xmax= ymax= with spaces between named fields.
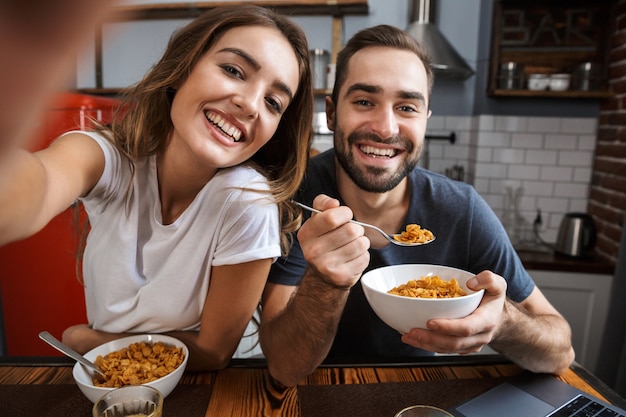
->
xmin=1 ymin=355 xmax=624 ymax=416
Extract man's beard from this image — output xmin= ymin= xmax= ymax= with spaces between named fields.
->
xmin=334 ymin=127 xmax=422 ymax=193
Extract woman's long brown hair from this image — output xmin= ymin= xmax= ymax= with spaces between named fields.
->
xmin=76 ymin=5 xmax=313 ymax=279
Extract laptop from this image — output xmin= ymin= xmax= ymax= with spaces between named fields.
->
xmin=449 ymin=372 xmax=626 ymax=417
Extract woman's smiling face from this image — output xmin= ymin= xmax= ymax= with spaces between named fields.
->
xmin=168 ymin=25 xmax=300 ymax=171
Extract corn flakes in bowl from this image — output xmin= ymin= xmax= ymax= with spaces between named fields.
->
xmin=361 ymin=264 xmax=484 ymax=333
xmin=73 ymin=334 xmax=188 ymax=403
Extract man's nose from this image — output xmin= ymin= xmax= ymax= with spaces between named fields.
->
xmin=369 ymin=107 xmax=399 ymax=138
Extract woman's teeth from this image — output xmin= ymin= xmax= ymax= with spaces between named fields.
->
xmin=359 ymin=145 xmax=396 ymax=158
xmin=205 ymin=112 xmax=243 ymax=142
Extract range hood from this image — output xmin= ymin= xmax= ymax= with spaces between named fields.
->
xmin=406 ymin=0 xmax=474 ymax=80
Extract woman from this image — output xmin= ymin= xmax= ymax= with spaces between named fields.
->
xmin=0 ymin=4 xmax=313 ymax=371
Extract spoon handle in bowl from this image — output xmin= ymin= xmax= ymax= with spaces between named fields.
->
xmin=38 ymin=331 xmax=104 ymax=376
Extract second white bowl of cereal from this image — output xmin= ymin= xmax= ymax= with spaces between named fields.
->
xmin=73 ymin=334 xmax=188 ymax=403
xmin=361 ymin=264 xmax=484 ymax=333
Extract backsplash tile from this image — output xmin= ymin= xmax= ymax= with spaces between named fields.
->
xmin=540 ymin=166 xmax=573 ymax=182
xmin=495 ymin=116 xmax=528 ymax=132
xmin=527 ymin=117 xmax=561 ymax=133
xmin=526 ymin=149 xmax=558 ymax=165
xmin=428 ymin=114 xmax=597 ymax=244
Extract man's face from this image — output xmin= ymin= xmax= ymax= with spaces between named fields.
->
xmin=326 ymin=46 xmax=431 ymax=193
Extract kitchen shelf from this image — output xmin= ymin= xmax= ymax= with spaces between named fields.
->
xmin=77 ymin=88 xmax=125 ymax=96
xmin=313 ymin=88 xmax=332 ymax=96
xmin=89 ymin=1 xmax=369 ymax=94
xmin=491 ymin=89 xmax=613 ymax=99
xmin=487 ymin=0 xmax=615 ymax=99
xmin=104 ymin=0 xmax=369 ymax=21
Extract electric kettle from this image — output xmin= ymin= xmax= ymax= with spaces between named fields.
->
xmin=554 ymin=213 xmax=596 ymax=257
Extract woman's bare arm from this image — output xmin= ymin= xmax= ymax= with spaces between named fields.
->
xmin=0 ymin=133 xmax=105 ymax=244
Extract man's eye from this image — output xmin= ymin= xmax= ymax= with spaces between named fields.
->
xmin=354 ymin=99 xmax=372 ymax=106
xmin=398 ymin=105 xmax=418 ymax=113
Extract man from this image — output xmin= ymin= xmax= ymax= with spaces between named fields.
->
xmin=259 ymin=24 xmax=574 ymax=388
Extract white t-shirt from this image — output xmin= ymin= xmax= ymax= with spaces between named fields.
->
xmin=74 ymin=131 xmax=280 ymax=333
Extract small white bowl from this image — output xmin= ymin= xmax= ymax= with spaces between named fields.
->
xmin=73 ymin=334 xmax=188 ymax=403
xmin=527 ymin=74 xmax=550 ymax=91
xmin=361 ymin=264 xmax=484 ymax=333
xmin=549 ymin=74 xmax=571 ymax=91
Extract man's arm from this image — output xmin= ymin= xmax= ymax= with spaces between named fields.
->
xmin=260 ymin=277 xmax=351 ymax=387
xmin=259 ymin=195 xmax=370 ymax=387
xmin=489 ymin=287 xmax=575 ymax=375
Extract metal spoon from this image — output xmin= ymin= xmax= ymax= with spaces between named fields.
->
xmin=38 ymin=331 xmax=105 ymax=377
xmin=293 ymin=201 xmax=435 ymax=247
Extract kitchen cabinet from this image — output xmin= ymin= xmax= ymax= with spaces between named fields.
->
xmin=80 ymin=0 xmax=369 ymax=95
xmin=529 ymin=269 xmax=612 ymax=373
xmin=487 ymin=0 xmax=615 ymax=98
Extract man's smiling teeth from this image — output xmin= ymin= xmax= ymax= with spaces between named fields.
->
xmin=205 ymin=112 xmax=243 ymax=142
xmin=359 ymin=145 xmax=397 ymax=158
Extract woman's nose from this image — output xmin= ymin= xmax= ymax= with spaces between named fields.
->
xmin=232 ymin=86 xmax=261 ymax=119
xmin=370 ymin=107 xmax=399 ymax=138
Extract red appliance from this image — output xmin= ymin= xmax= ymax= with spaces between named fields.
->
xmin=0 ymin=93 xmax=120 ymax=356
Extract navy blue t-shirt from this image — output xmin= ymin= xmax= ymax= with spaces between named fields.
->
xmin=269 ymin=150 xmax=535 ymax=360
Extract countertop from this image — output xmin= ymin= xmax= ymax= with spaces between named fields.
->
xmin=2 ymin=357 xmax=625 ymax=417
xmin=517 ymin=248 xmax=615 ymax=275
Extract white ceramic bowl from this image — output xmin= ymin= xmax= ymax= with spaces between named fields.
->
xmin=527 ymin=74 xmax=550 ymax=90
xmin=361 ymin=264 xmax=484 ymax=333
xmin=549 ymin=74 xmax=571 ymax=91
xmin=73 ymin=334 xmax=188 ymax=403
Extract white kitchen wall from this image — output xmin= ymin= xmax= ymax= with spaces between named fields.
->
xmin=427 ymin=115 xmax=597 ymax=244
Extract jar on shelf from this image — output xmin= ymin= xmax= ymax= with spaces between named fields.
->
xmin=498 ymin=62 xmax=524 ymax=90
xmin=573 ymin=62 xmax=603 ymax=91
xmin=310 ymin=49 xmax=330 ymax=90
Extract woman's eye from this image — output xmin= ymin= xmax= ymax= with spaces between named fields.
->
xmin=265 ymin=97 xmax=283 ymax=114
xmin=221 ymin=64 xmax=243 ymax=79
